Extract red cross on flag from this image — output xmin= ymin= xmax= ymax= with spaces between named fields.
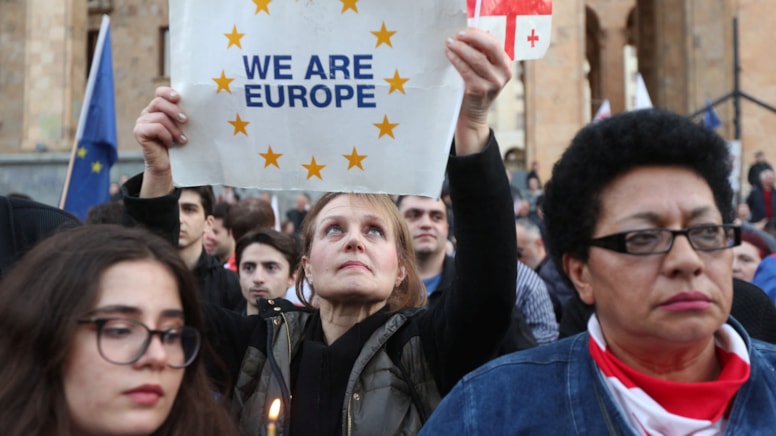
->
xmin=467 ymin=0 xmax=552 ymax=61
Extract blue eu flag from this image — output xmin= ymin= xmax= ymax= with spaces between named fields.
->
xmin=62 ymin=15 xmax=117 ymax=220
xmin=703 ymin=98 xmax=722 ymax=130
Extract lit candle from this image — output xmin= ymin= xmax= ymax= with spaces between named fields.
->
xmin=267 ymin=398 xmax=281 ymax=436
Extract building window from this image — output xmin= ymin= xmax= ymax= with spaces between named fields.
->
xmin=160 ymin=27 xmax=170 ymax=78
xmin=86 ymin=29 xmax=100 ymax=79
xmin=88 ymin=0 xmax=113 ymax=13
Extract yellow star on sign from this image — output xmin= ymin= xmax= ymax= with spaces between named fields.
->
xmin=371 ymin=22 xmax=396 ymax=48
xmin=303 ymin=157 xmax=326 ymax=180
xmin=229 ymin=114 xmax=250 ymax=136
xmin=252 ymin=0 xmax=271 ymax=15
xmin=373 ymin=115 xmax=398 ymax=139
xmin=91 ymin=161 xmax=103 ymax=174
xmin=224 ymin=25 xmax=245 ymax=49
xmin=212 ymin=70 xmax=235 ymax=94
xmin=340 ymin=0 xmax=358 ymax=13
xmin=343 ymin=147 xmax=367 ymax=170
xmin=384 ymin=69 xmax=409 ymax=95
xmin=259 ymin=145 xmax=283 ymax=168
xmin=77 ymin=146 xmax=87 ymax=158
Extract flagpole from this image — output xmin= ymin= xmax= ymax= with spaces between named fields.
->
xmin=687 ymin=16 xmax=776 ymax=140
xmin=60 ymin=15 xmax=111 ymax=209
xmin=472 ymin=0 xmax=482 ymax=27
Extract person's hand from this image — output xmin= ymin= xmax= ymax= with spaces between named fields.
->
xmin=445 ymin=28 xmax=511 ymax=156
xmin=133 ymin=86 xmax=188 ymax=198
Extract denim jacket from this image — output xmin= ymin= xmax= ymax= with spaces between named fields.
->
xmin=420 ymin=318 xmax=776 ymax=435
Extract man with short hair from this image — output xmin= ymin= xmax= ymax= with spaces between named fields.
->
xmin=397 ymin=196 xmax=450 ymax=293
xmin=516 ymin=217 xmax=576 ymax=321
xmin=235 ymin=229 xmax=300 ymax=315
xmin=179 ymin=186 xmax=242 ymax=310
xmin=205 ymin=202 xmax=236 ymax=271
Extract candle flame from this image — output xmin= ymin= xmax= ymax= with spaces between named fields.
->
xmin=268 ymin=398 xmax=281 ymax=420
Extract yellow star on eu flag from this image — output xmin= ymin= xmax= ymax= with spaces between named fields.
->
xmin=229 ymin=114 xmax=250 ymax=136
xmin=384 ymin=69 xmax=409 ymax=94
xmin=259 ymin=145 xmax=283 ymax=168
xmin=91 ymin=161 xmax=103 ymax=174
xmin=252 ymin=0 xmax=271 ymax=15
xmin=373 ymin=115 xmax=398 ymax=139
xmin=77 ymin=146 xmax=87 ymax=158
xmin=212 ymin=70 xmax=235 ymax=94
xmin=343 ymin=147 xmax=367 ymax=170
xmin=371 ymin=22 xmax=396 ymax=48
xmin=340 ymin=0 xmax=358 ymax=13
xmin=303 ymin=157 xmax=326 ymax=180
xmin=224 ymin=25 xmax=245 ymax=49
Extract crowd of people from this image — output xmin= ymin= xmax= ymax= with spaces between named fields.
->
xmin=4 ymin=21 xmax=776 ymax=436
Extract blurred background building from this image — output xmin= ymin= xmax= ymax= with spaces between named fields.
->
xmin=1 ymin=0 xmax=774 ymax=206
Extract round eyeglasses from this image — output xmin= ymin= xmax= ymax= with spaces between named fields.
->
xmin=587 ymin=224 xmax=741 ymax=255
xmin=77 ymin=318 xmax=201 ymax=368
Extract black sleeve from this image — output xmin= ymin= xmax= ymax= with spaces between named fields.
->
xmin=418 ymin=132 xmax=518 ymax=395
xmin=120 ymin=173 xmax=181 ymax=245
xmin=201 ymin=303 xmax=262 ymax=388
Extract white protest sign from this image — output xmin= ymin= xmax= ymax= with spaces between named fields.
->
xmin=168 ymin=0 xmax=467 ymax=196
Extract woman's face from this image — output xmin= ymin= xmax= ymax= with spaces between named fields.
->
xmin=568 ymin=166 xmax=733 ymax=351
xmin=302 ymin=195 xmax=406 ymax=308
xmin=732 ymin=241 xmax=762 ymax=282
xmin=64 ymin=259 xmax=185 ymax=435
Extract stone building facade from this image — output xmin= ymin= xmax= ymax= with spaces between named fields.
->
xmin=1 ymin=0 xmax=774 ymax=205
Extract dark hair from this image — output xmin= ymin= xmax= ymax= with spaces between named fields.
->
xmin=212 ymin=201 xmax=231 ymax=221
xmin=395 ymin=194 xmax=444 ymax=209
xmin=543 ymin=109 xmax=734 ymax=277
xmin=295 ymin=193 xmax=425 ymax=310
xmin=0 ymin=225 xmax=237 ymax=435
xmin=235 ymin=229 xmax=301 ymax=277
xmin=182 ymin=186 xmax=215 ymax=217
xmin=225 ymin=198 xmax=276 ymax=242
xmin=84 ymin=201 xmax=124 ymax=225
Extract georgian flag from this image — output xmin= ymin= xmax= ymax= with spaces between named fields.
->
xmin=467 ymin=0 xmax=552 ymax=61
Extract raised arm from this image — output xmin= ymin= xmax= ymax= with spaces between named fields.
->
xmin=419 ymin=28 xmax=518 ymax=394
xmin=133 ymin=87 xmax=189 ymax=198
xmin=447 ymin=28 xmax=512 ymax=156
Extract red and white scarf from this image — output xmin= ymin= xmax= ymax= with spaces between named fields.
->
xmin=588 ymin=315 xmax=750 ymax=435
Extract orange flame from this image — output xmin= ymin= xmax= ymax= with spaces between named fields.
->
xmin=268 ymin=398 xmax=281 ymax=421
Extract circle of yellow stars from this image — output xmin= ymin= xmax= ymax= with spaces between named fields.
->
xmin=210 ymin=0 xmax=410 ymax=180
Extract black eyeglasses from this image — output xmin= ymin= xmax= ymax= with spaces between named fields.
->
xmin=77 ymin=318 xmax=201 ymax=368
xmin=587 ymin=224 xmax=740 ymax=255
